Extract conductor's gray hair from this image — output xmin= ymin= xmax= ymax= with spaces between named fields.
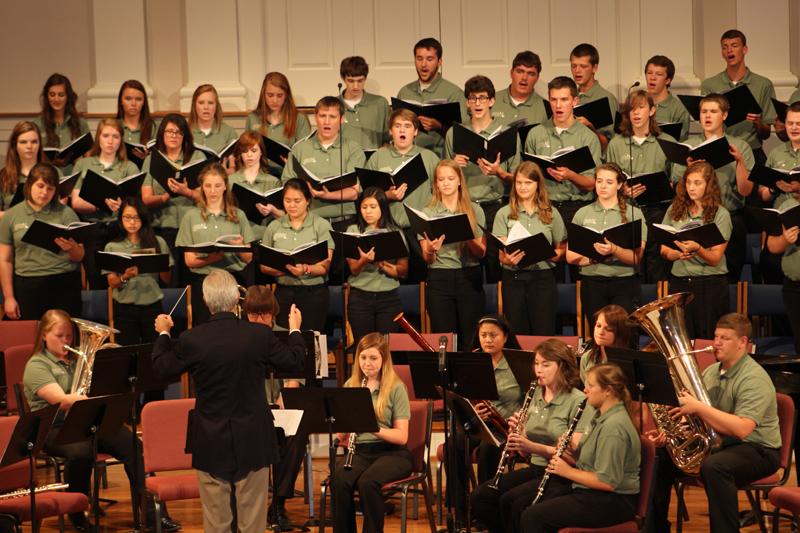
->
xmin=202 ymin=269 xmax=240 ymax=314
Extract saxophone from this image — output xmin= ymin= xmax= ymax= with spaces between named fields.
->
xmin=64 ymin=318 xmax=118 ymax=396
xmin=488 ymin=380 xmax=537 ymax=490
xmin=343 ymin=377 xmax=368 ymax=470
xmin=630 ymin=292 xmax=721 ymax=475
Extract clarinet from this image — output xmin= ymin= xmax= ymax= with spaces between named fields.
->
xmin=531 ymin=398 xmax=588 ymax=505
xmin=488 ymin=380 xmax=537 ymax=490
xmin=343 ymin=377 xmax=368 ymax=470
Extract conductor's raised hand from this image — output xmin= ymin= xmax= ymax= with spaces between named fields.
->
xmin=155 ymin=313 xmax=174 ymax=334
xmin=288 ymin=304 xmax=302 ymax=331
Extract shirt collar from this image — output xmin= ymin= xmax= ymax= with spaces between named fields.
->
xmin=502 ymin=87 xmax=537 ymax=108
xmin=23 ymin=201 xmax=55 ymax=216
xmin=388 ymin=145 xmax=420 ymax=158
xmin=719 ymin=353 xmax=750 ymax=379
xmin=419 ymin=74 xmax=444 ymax=93
xmin=596 ymin=401 xmax=625 ymax=422
xmin=590 ymin=200 xmax=621 ymax=213
xmin=721 ymin=68 xmax=753 ymax=86
xmin=280 ymin=212 xmax=314 ymax=230
xmin=312 ymin=134 xmax=342 ymax=151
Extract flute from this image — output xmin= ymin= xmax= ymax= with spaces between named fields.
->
xmin=343 ymin=377 xmax=368 ymax=470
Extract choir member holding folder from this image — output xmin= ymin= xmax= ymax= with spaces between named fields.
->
xmin=260 ymin=178 xmax=334 ymax=332
xmin=117 ymin=79 xmax=156 ymax=168
xmin=418 ymin=160 xmax=486 ymax=350
xmin=0 ymin=163 xmax=84 ymax=319
xmin=607 ymin=90 xmax=675 ymax=282
xmin=491 ymin=161 xmax=565 ymax=335
xmin=176 ymin=163 xmax=255 ymax=325
xmin=102 ymin=197 xmax=172 ymax=345
xmin=33 ymin=73 xmax=91 ymax=174
xmin=659 ymin=161 xmax=732 ymax=339
xmin=0 ymin=121 xmax=44 ymax=218
xmin=189 ymin=84 xmax=239 ymax=172
xmin=567 ymin=163 xmax=646 ymax=326
xmin=765 ymin=102 xmax=800 ymax=208
xmin=229 ymin=130 xmax=284 ymax=232
xmin=343 ymin=187 xmax=408 ymax=343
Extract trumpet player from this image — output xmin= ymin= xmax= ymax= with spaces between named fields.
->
xmin=646 ymin=313 xmax=781 ymax=533
xmin=471 ymin=339 xmax=587 ymax=533
xmin=332 ymin=333 xmax=412 ymax=533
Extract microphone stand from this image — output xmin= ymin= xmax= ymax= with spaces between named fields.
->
xmin=626 ymin=82 xmax=643 ymax=308
xmin=438 ymin=336 xmax=456 ymax=533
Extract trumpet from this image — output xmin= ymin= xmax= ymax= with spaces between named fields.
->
xmin=343 ymin=377 xmax=368 ymax=470
xmin=532 ymin=398 xmax=587 ymax=505
xmin=0 ymin=483 xmax=69 ymax=501
xmin=488 ymin=380 xmax=537 ymax=490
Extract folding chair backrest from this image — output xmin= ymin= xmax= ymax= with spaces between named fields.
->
xmin=3 ymin=344 xmax=34 ymax=413
xmin=406 ymin=400 xmax=431 ymax=473
xmin=141 ymin=399 xmax=196 ymax=473
xmin=0 ymin=415 xmax=28 ymax=490
xmin=0 ymin=321 xmax=38 ymax=353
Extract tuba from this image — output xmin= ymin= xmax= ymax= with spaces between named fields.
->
xmin=65 ymin=318 xmax=119 ymax=396
xmin=630 ymin=292 xmax=721 ymax=475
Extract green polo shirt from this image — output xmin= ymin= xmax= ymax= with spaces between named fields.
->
xmin=789 ymin=90 xmax=800 ymax=105
xmin=245 ymin=112 xmax=312 ymax=145
xmin=660 ymin=205 xmax=732 ymax=276
xmin=776 ymin=196 xmax=800 ymax=281
xmin=192 ymin=122 xmax=239 ymax=153
xmin=228 ymin=169 xmax=282 ymax=232
xmin=280 ymin=134 xmax=366 ymax=219
xmin=74 ymin=156 xmax=141 ymax=223
xmin=576 ymin=402 xmax=640 ymax=493
xmin=141 ymin=150 xmax=207 ymax=229
xmin=578 ymin=81 xmax=619 ymax=142
xmin=102 ymin=236 xmax=173 ymax=305
xmin=492 ymin=204 xmax=566 ymax=271
xmin=23 ymin=348 xmax=75 ymax=412
xmin=419 ymin=202 xmax=485 ymax=269
xmin=606 ymin=133 xmax=675 ymax=177
xmin=655 ymin=93 xmax=691 ymax=142
xmin=123 ymin=122 xmax=157 ymax=145
xmin=444 ymin=117 xmax=520 ymax=202
xmin=343 ymin=379 xmax=410 ymax=444
xmin=572 ymin=201 xmax=647 ymax=277
xmin=766 ymin=142 xmax=800 ymax=172
xmin=340 ymin=91 xmax=390 ymax=149
xmin=703 ymin=354 xmax=781 ymax=449
xmin=524 ymin=119 xmax=602 ymax=201
xmin=261 ymin=212 xmax=335 ymax=286
xmin=670 ymin=134 xmax=754 ymax=212
xmin=345 ymin=223 xmax=405 ymax=292
xmin=0 ymin=170 xmax=28 ymax=211
xmin=396 ymin=74 xmax=468 ymax=157
xmin=0 ymin=201 xmax=81 ymax=276
xmin=701 ymin=68 xmax=777 ymax=151
xmin=579 ymin=349 xmax=597 ymax=384
xmin=175 ymin=207 xmax=256 ymax=275
xmin=492 ymin=88 xmax=551 ymax=127
xmin=491 ymin=355 xmax=523 ymax=420
xmin=524 ymin=387 xmax=587 ymax=467
xmin=364 ymin=145 xmax=438 ymax=227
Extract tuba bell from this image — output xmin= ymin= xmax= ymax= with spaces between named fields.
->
xmin=630 ymin=292 xmax=721 ymax=475
xmin=65 ymin=318 xmax=119 ymax=396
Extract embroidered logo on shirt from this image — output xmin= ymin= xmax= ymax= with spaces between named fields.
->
xmin=14 ymin=223 xmax=29 ymax=232
xmin=273 ymin=232 xmax=288 ymax=240
xmin=192 ymin=223 xmax=208 ymax=232
xmin=302 ymin=157 xmax=317 ymax=165
xmin=584 ymin=218 xmax=598 ymax=225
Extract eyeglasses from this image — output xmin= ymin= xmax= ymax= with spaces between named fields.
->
xmin=122 ymin=215 xmax=141 ymax=222
xmin=164 ymin=129 xmax=184 ymax=137
xmin=467 ymin=95 xmax=491 ymax=104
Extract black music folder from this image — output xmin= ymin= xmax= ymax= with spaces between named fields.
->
xmin=257 ymin=240 xmax=328 ymax=270
xmin=390 ymin=97 xmax=462 ymax=131
xmin=403 ymin=204 xmax=474 ymax=244
xmin=452 ymin=122 xmax=518 ymax=163
xmin=567 ymin=220 xmax=642 ymax=262
xmin=748 ymin=205 xmax=800 ymax=236
xmin=355 ymin=153 xmax=428 ymax=196
xmin=513 ymin=121 xmax=539 ymax=145
xmin=149 ymin=150 xmax=207 ymax=195
xmin=261 ymin=135 xmax=292 ymax=165
xmin=658 ymin=122 xmax=683 ymax=140
xmin=43 ymin=132 xmax=92 ymax=166
xmin=648 ymin=222 xmax=726 ymax=250
xmin=95 ymin=251 xmax=170 ymax=274
xmin=677 ymin=95 xmax=702 ymax=121
xmin=624 ymin=171 xmax=675 ymax=206
xmin=720 ymin=84 xmax=763 ymax=126
xmin=332 ymin=229 xmax=409 ymax=262
xmin=21 ymin=220 xmax=96 ymax=254
xmin=747 ymin=164 xmax=800 ymax=189
xmin=194 ymin=140 xmax=238 ymax=163
xmin=78 ymin=170 xmax=145 ymax=211
xmin=483 ymin=230 xmax=556 ymax=268
xmin=124 ymin=139 xmax=156 ymax=169
xmin=183 ymin=234 xmax=251 ymax=253
xmin=522 ymin=145 xmax=595 ymax=175
xmin=232 ymin=183 xmax=284 ymax=222
xmin=772 ymin=98 xmax=789 ymax=123
xmin=292 ymin=158 xmax=357 ymax=192
xmin=656 ymin=136 xmax=735 ymax=169
xmin=574 ymin=97 xmax=614 ymax=129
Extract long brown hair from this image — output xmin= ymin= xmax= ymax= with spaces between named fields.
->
xmin=594 ymin=162 xmax=629 ymax=224
xmin=253 ymin=72 xmax=300 ymax=139
xmin=115 ymin=80 xmax=154 ymax=145
xmin=196 ymin=162 xmax=240 ymax=224
xmin=668 ymin=161 xmax=721 ymax=224
xmin=587 ymin=363 xmax=635 ymax=420
xmin=347 ymin=332 xmax=404 ymax=424
xmin=189 ymin=84 xmax=223 ymax=131
xmin=619 ymin=90 xmax=661 ymax=137
xmin=535 ymin=338 xmax=581 ymax=392
xmin=39 ymin=74 xmax=83 ymax=147
xmin=1 ymin=121 xmax=43 ymax=196
xmin=87 ymin=119 xmax=128 ymax=161
xmin=508 ymin=161 xmax=553 ymax=224
xmin=33 ymin=309 xmax=74 ymax=357
xmin=428 ymin=160 xmax=479 ymax=254
xmin=590 ymin=304 xmax=632 ymax=365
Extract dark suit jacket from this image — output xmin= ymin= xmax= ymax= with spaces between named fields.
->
xmin=152 ymin=312 xmax=305 ymax=480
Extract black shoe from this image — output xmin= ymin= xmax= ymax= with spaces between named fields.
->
xmin=160 ymin=516 xmax=181 ymax=532
xmin=68 ymin=512 xmax=95 ymax=533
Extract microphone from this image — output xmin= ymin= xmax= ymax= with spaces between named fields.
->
xmin=337 ymin=82 xmax=343 ymax=94
xmin=438 ymin=335 xmax=448 ymax=372
xmin=629 ymin=80 xmax=641 ymax=92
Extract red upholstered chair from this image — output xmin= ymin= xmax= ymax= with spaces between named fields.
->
xmin=0 ymin=321 xmax=38 ymax=354
xmin=141 ymin=399 xmax=199 ymax=533
xmin=2 ymin=344 xmax=35 ymax=413
xmin=767 ymin=486 xmax=800 ymax=532
xmin=558 ymin=437 xmax=657 ymax=533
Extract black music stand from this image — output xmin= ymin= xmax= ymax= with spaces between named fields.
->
xmin=54 ymin=393 xmax=136 ymax=532
xmin=503 ymin=349 xmax=535 ymax=391
xmin=0 ymin=406 xmax=58 ymax=533
xmin=282 ymin=387 xmax=378 ymax=533
xmin=89 ymin=344 xmax=165 ymax=532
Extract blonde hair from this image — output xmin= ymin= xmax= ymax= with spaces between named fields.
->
xmin=587 ymin=363 xmax=635 ymax=420
xmin=189 ymin=84 xmax=223 ymax=130
xmin=33 ymin=309 xmax=74 ymax=356
xmin=347 ymin=332 xmax=405 ymax=424
xmin=197 ymin=162 xmax=240 ymax=224
xmin=428 ymin=160 xmax=480 ymax=254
